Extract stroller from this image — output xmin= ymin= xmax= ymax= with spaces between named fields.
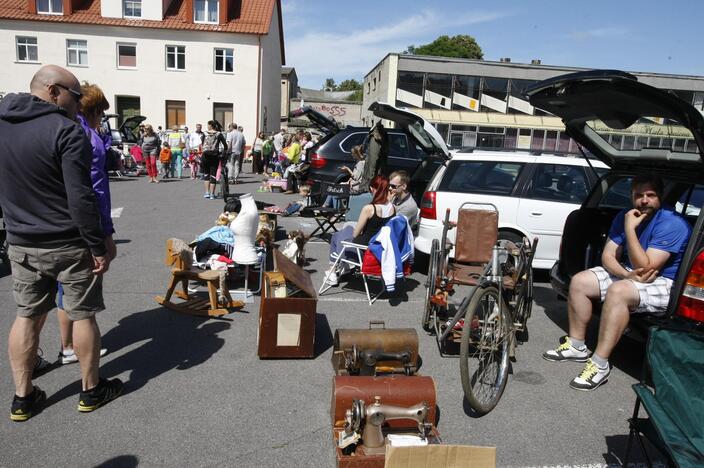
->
xmin=122 ymin=144 xmax=145 ymax=176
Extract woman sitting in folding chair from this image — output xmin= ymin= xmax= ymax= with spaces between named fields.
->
xmin=324 ymin=175 xmax=395 ymax=286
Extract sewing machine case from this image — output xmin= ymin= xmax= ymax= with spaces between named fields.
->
xmin=332 ymin=321 xmax=419 ymax=376
xmin=332 ymin=375 xmax=440 ymax=468
xmin=257 ymin=250 xmax=316 ymax=358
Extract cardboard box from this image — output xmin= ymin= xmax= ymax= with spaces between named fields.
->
xmin=257 ymin=250 xmax=316 ymax=358
xmin=384 ymin=444 xmax=496 ymax=468
xmin=334 ymin=427 xmax=442 ymax=468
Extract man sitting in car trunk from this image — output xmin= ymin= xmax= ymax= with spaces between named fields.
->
xmin=543 ymin=174 xmax=691 ymax=391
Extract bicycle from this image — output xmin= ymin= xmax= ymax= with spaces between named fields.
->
xmin=423 ymin=204 xmax=537 ymax=415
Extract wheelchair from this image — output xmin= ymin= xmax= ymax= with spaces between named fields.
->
xmin=422 ymin=203 xmax=537 ymax=415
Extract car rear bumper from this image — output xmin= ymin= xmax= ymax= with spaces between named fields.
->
xmin=414 ymin=218 xmax=444 ymax=254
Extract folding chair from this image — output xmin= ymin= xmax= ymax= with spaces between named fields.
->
xmin=302 ymin=182 xmax=350 ymax=241
xmin=623 ymin=326 xmax=704 ymax=467
xmin=319 ymin=215 xmax=413 ymax=305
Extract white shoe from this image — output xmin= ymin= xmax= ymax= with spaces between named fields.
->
xmin=59 ymin=348 xmax=107 ymax=365
xmin=570 ymin=358 xmax=610 ymax=391
xmin=542 ymin=336 xmax=590 ymax=362
xmin=325 ymin=270 xmax=339 ymax=286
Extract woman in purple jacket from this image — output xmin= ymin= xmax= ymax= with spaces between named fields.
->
xmin=49 ymin=83 xmax=113 ymax=367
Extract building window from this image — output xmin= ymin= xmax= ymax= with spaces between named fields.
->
xmin=117 ymin=43 xmax=136 ymax=68
xmin=213 ymin=103 xmax=233 ymax=128
xmin=36 ymin=0 xmax=62 ymax=14
xmin=16 ymin=36 xmax=38 ymax=63
xmin=194 ymin=0 xmax=218 ymax=23
xmin=214 ymin=48 xmax=234 ymax=73
xmin=123 ymin=0 xmax=142 ymax=18
xmin=166 ymin=45 xmax=185 ymax=71
xmin=66 ymin=39 xmax=88 ymax=67
xmin=166 ymin=100 xmax=186 ymax=129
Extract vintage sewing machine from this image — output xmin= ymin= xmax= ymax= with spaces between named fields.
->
xmin=332 ymin=322 xmax=419 ymax=376
xmin=338 ymin=397 xmax=432 ymax=455
xmin=342 ymin=346 xmax=413 ymax=376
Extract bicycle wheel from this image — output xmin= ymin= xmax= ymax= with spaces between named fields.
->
xmin=422 ymin=238 xmax=441 ymax=332
xmin=459 ymin=285 xmax=510 ymax=415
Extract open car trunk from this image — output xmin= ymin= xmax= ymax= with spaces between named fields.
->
xmin=368 ymin=101 xmax=451 ymax=201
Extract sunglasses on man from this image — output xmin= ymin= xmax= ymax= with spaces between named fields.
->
xmin=389 ymin=183 xmax=401 ymax=190
xmin=54 ymin=83 xmax=83 ymax=102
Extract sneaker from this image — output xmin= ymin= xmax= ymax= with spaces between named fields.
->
xmin=324 ymin=270 xmax=339 ymax=286
xmin=33 ymin=349 xmax=53 ymax=377
xmin=10 ymin=386 xmax=46 ymax=422
xmin=542 ymin=336 xmax=590 ymax=362
xmin=204 ymin=192 xmax=210 ymax=198
xmin=78 ymin=378 xmax=123 ymax=413
xmin=209 ymin=194 xmax=215 ymax=200
xmin=569 ymin=358 xmax=610 ymax=391
xmin=59 ymin=348 xmax=108 ymax=365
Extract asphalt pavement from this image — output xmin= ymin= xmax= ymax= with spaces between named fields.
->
xmin=0 ymin=164 xmax=665 ymax=467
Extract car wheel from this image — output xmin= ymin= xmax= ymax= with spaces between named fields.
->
xmin=498 ymin=231 xmax=523 ymax=247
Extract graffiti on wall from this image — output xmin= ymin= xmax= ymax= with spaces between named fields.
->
xmin=312 ymin=103 xmax=348 ymax=117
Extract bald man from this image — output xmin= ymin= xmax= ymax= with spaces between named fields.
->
xmin=0 ymin=65 xmax=122 ymax=421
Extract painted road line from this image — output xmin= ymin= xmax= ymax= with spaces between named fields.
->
xmin=111 ymin=207 xmax=124 ymax=218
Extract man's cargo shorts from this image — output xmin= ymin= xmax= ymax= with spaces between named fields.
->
xmin=8 ymin=243 xmax=104 ymax=320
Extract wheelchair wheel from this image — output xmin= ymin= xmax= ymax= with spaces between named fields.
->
xmin=459 ymin=285 xmax=510 ymax=415
xmin=512 ymin=240 xmax=534 ymax=342
xmin=422 ymin=238 xmax=441 ymax=332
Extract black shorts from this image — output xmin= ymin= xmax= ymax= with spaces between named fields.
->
xmin=200 ymin=151 xmax=219 ymax=179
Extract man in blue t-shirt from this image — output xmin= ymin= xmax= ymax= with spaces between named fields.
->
xmin=543 ymin=174 xmax=691 ymax=391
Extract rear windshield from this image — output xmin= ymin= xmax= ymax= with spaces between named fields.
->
xmin=438 ymin=160 xmax=524 ymax=196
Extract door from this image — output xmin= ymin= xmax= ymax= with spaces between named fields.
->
xmin=517 ymin=163 xmax=592 ymax=268
xmin=213 ymin=102 xmax=233 ymax=128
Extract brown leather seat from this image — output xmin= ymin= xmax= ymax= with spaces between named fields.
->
xmin=449 ymin=263 xmax=515 ymax=289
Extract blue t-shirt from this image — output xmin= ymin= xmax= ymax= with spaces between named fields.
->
xmin=608 ymin=208 xmax=691 ymax=280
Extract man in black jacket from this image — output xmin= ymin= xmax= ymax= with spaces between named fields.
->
xmin=0 ymin=65 xmax=122 ymax=421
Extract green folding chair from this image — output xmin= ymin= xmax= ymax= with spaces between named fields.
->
xmin=624 ymin=326 xmax=704 ymax=467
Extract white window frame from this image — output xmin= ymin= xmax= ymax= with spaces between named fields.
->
xmin=123 ymin=0 xmax=142 ymax=18
xmin=116 ymin=42 xmax=137 ymax=69
xmin=165 ymin=45 xmax=186 ymax=71
xmin=16 ymin=36 xmax=39 ymax=63
xmin=193 ymin=0 xmax=219 ymax=24
xmin=213 ymin=48 xmax=234 ymax=74
xmin=66 ymin=39 xmax=88 ymax=67
xmin=36 ymin=0 xmax=63 ymax=15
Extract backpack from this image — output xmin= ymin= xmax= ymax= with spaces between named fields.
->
xmin=202 ymin=131 xmax=221 ymax=152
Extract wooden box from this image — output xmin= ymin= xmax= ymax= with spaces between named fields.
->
xmin=257 ymin=249 xmax=317 ymax=358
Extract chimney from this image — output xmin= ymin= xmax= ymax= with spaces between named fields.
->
xmin=531 ymin=59 xmax=542 ymax=65
xmin=499 ymin=57 xmax=511 ymax=63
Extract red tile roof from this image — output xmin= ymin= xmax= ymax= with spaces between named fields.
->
xmin=0 ymin=0 xmax=277 ymax=35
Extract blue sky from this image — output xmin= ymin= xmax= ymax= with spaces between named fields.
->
xmin=282 ymin=0 xmax=704 ymax=89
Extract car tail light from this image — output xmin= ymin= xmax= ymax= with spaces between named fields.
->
xmin=420 ymin=191 xmax=437 ymax=220
xmin=309 ymin=152 xmax=326 ymax=169
xmin=676 ymin=250 xmax=704 ymax=323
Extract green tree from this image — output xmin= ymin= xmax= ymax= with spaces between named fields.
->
xmin=336 ymin=79 xmax=362 ymax=92
xmin=323 ymin=78 xmax=337 ymax=90
xmin=404 ymin=34 xmax=483 ymax=60
xmin=345 ymin=89 xmax=363 ymax=102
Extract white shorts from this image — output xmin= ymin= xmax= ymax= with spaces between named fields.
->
xmin=589 ymin=266 xmax=673 ymax=315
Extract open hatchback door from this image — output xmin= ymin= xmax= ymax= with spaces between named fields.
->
xmin=368 ymin=101 xmax=451 ymax=161
xmin=289 ymin=106 xmax=340 ymax=134
xmin=525 ymin=70 xmax=704 ymax=176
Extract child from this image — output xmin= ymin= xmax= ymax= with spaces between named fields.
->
xmin=159 ymin=142 xmax=173 ymax=178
